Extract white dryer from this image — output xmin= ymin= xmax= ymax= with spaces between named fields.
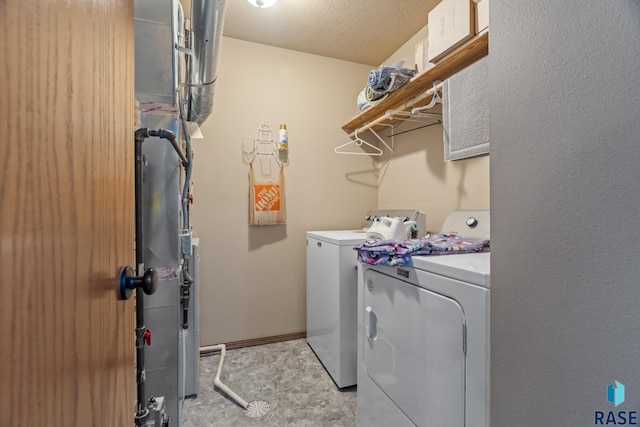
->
xmin=356 ymin=210 xmax=490 ymax=427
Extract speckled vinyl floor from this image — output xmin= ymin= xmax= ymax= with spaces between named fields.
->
xmin=180 ymin=339 xmax=356 ymax=427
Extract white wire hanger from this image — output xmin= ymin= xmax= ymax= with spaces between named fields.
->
xmin=383 ymin=109 xmax=441 ymax=122
xmin=379 ymin=81 xmax=443 ymax=137
xmin=335 ymin=128 xmax=383 ymax=156
xmin=411 ymin=80 xmax=443 ymax=115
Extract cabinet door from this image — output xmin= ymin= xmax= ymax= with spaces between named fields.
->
xmin=363 ymin=269 xmax=465 ymax=427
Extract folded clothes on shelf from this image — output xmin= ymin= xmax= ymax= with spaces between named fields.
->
xmin=368 ymin=63 xmax=416 ymax=91
xmin=356 ymin=61 xmax=415 ymax=112
xmin=357 ymin=86 xmax=388 ymax=112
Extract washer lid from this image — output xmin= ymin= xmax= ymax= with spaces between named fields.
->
xmin=306 ymin=230 xmax=368 ymax=245
xmin=411 ymin=252 xmax=490 ymax=288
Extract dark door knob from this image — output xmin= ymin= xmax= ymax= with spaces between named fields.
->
xmin=140 ymin=268 xmax=158 ymax=295
xmin=118 ymin=266 xmax=158 ymax=300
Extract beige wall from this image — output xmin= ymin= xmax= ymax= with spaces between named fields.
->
xmin=193 ymin=37 xmax=376 ymax=345
xmin=376 ymin=25 xmax=490 ymax=231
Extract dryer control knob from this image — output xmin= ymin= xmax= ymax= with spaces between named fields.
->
xmin=466 ymin=217 xmax=478 ymax=228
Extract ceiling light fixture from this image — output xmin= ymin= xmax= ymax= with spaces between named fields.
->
xmin=246 ymin=0 xmax=277 ymax=8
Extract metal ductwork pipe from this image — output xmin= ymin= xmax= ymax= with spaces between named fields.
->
xmin=189 ymin=0 xmax=227 ymax=125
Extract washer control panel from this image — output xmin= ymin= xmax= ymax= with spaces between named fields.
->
xmin=441 ymin=210 xmax=490 ymax=239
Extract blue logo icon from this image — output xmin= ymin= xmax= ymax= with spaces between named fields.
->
xmin=608 ymin=381 xmax=625 ymax=407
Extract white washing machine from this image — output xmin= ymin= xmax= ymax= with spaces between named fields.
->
xmin=356 ymin=210 xmax=490 ymax=427
xmin=306 ymin=210 xmax=427 ymax=389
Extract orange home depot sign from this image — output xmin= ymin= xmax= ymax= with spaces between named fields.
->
xmin=254 ymin=184 xmax=281 ymax=211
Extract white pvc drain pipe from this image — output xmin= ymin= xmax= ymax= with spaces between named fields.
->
xmin=200 ymin=344 xmax=249 ymax=409
xmin=200 ymin=344 xmax=271 ymax=417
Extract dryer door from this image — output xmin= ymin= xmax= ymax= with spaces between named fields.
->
xmin=363 ymin=269 xmax=466 ymax=427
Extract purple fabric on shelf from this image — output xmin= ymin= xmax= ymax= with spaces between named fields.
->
xmin=354 ymin=233 xmax=490 ymax=267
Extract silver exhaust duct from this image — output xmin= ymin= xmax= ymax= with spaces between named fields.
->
xmin=189 ymin=0 xmax=227 ymax=125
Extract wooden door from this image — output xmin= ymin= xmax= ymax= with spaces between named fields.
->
xmin=0 ymin=1 xmax=136 ymax=425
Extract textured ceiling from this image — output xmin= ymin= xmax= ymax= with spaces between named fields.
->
xmin=185 ymin=0 xmax=440 ymax=66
